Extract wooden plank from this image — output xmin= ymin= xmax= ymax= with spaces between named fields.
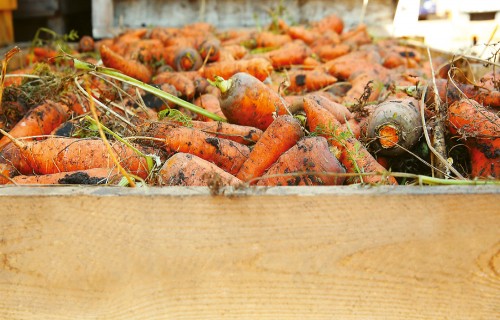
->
xmin=0 ymin=9 xmax=14 ymax=45
xmin=0 ymin=186 xmax=499 ymax=319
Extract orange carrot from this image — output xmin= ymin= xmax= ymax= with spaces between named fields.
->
xmin=287 ymin=25 xmax=318 ymax=44
xmin=212 ymin=72 xmax=290 ymax=130
xmin=467 ymin=138 xmax=500 ymax=179
xmin=323 ymin=50 xmax=383 ymax=80
xmin=306 ymin=93 xmax=352 ymax=123
xmin=265 ymin=40 xmax=312 ymax=69
xmin=221 ymin=44 xmax=248 ymax=60
xmin=237 ymin=115 xmax=304 ymax=182
xmin=162 ymin=126 xmax=250 ymax=175
xmin=313 ymin=43 xmax=351 ymax=62
xmin=312 ymin=13 xmax=344 ymax=35
xmin=256 ymin=136 xmax=345 ymax=186
xmin=431 ymin=79 xmax=500 ymax=108
xmin=152 ymin=71 xmax=196 ymax=100
xmin=448 ymin=99 xmax=500 ymax=139
xmin=303 ymin=96 xmax=397 ymax=185
xmin=0 ymin=136 xmax=151 ymax=179
xmin=198 ymin=38 xmax=221 ymax=62
xmin=0 ymin=162 xmax=16 ymax=184
xmin=200 ymin=57 xmax=273 ymax=81
xmin=193 ymin=93 xmax=226 ymax=121
xmin=0 ymin=100 xmax=69 ymax=151
xmin=339 ymin=24 xmax=372 ymax=46
xmin=189 ymin=121 xmax=262 ymax=145
xmin=8 ymin=168 xmax=122 ymax=185
xmin=284 ymin=69 xmax=337 ymax=93
xmin=100 ymin=44 xmax=152 ymax=83
xmin=79 ymin=35 xmax=95 ymax=53
xmin=254 ymin=31 xmax=292 ymax=48
xmin=0 ymin=142 xmax=32 ymax=175
xmin=32 ymin=47 xmax=60 ymax=63
xmin=157 ymin=153 xmax=242 ymax=187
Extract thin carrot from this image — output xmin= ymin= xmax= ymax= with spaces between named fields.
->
xmin=200 ymin=57 xmax=273 ymax=81
xmin=162 ymin=126 xmax=250 ymax=175
xmin=303 ymin=96 xmax=397 ymax=185
xmin=0 ymin=100 xmax=69 ymax=151
xmin=8 ymin=168 xmax=122 ymax=185
xmin=237 ymin=115 xmax=304 ymax=182
xmin=256 ymin=136 xmax=346 ymax=186
xmin=157 ymin=152 xmax=242 ymax=187
xmin=100 ymin=44 xmax=152 ymax=83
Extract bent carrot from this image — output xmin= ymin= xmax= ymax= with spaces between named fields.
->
xmin=212 ymin=72 xmax=290 ymax=130
xmin=8 ymin=168 xmax=122 ymax=185
xmin=162 ymin=126 xmax=250 ymax=175
xmin=158 ymin=153 xmax=242 ymax=187
xmin=256 ymin=136 xmax=345 ymax=186
xmin=237 ymin=115 xmax=304 ymax=182
xmin=100 ymin=44 xmax=152 ymax=83
xmin=0 ymin=100 xmax=69 ymax=151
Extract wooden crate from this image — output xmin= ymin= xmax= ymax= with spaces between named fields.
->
xmin=1 ymin=185 xmax=499 ymax=319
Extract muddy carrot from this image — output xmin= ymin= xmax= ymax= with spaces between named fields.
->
xmin=306 ymin=93 xmax=352 ymax=123
xmin=467 ymin=138 xmax=499 ymax=179
xmin=198 ymin=38 xmax=221 ymax=62
xmin=157 ymin=152 xmax=242 ymax=187
xmin=256 ymin=136 xmax=345 ymax=186
xmin=189 ymin=121 xmax=262 ymax=145
xmin=237 ymin=115 xmax=304 ymax=182
xmin=447 ymin=99 xmax=500 ymax=139
xmin=266 ymin=40 xmax=312 ymax=69
xmin=303 ymin=96 xmax=397 ymax=185
xmin=212 ymin=72 xmax=290 ymax=130
xmin=152 ymin=71 xmax=196 ymax=100
xmin=100 ymin=44 xmax=152 ymax=83
xmin=287 ymin=25 xmax=318 ymax=44
xmin=0 ymin=100 xmax=69 ymax=151
xmin=254 ymin=31 xmax=292 ymax=48
xmin=8 ymin=168 xmax=122 ymax=185
xmin=162 ymin=126 xmax=250 ymax=175
xmin=313 ymin=43 xmax=351 ymax=62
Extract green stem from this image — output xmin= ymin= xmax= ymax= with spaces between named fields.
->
xmin=85 ymin=116 xmax=158 ymax=172
xmin=73 ymin=58 xmax=226 ymax=122
xmin=208 ymin=75 xmax=232 ymax=94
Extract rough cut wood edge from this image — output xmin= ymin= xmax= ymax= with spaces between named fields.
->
xmin=1 ymin=185 xmax=499 ymax=319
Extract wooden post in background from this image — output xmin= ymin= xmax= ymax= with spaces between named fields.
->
xmin=0 ymin=0 xmax=17 ymax=46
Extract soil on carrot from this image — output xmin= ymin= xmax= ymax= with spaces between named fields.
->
xmin=1 ymin=16 xmax=499 ymax=187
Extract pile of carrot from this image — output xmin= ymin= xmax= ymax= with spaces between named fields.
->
xmin=0 ymin=11 xmax=498 ymax=187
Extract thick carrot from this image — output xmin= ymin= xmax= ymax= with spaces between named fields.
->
xmin=323 ymin=50 xmax=383 ymax=80
xmin=0 ymin=142 xmax=32 ymax=175
xmin=193 ymin=93 xmax=226 ymax=121
xmin=200 ymin=57 xmax=273 ymax=81
xmin=157 ymin=153 xmax=242 ymax=187
xmin=8 ymin=168 xmax=122 ymax=185
xmin=313 ymin=43 xmax=351 ymax=62
xmin=100 ymin=44 xmax=152 ymax=83
xmin=254 ymin=31 xmax=292 ymax=48
xmin=340 ymin=24 xmax=372 ymax=47
xmin=303 ymin=96 xmax=397 ymax=185
xmin=172 ymin=47 xmax=203 ymax=71
xmin=212 ymin=72 xmax=290 ymax=130
xmin=266 ymin=40 xmax=312 ymax=69
xmin=0 ymin=136 xmax=151 ymax=179
xmin=152 ymin=71 xmax=196 ymax=100
xmin=79 ymin=35 xmax=95 ymax=52
xmin=285 ymin=69 xmax=338 ymax=93
xmin=256 ymin=136 xmax=345 ymax=186
xmin=448 ymin=99 xmax=500 ymax=139
xmin=431 ymin=79 xmax=500 ymax=108
xmin=467 ymin=138 xmax=500 ymax=179
xmin=287 ymin=25 xmax=318 ymax=44
xmin=237 ymin=115 xmax=304 ymax=182
xmin=312 ymin=13 xmax=344 ymax=35
xmin=0 ymin=100 xmax=69 ymax=151
xmin=162 ymin=126 xmax=250 ymax=175
xmin=306 ymin=93 xmax=352 ymax=123
xmin=198 ymin=38 xmax=221 ymax=62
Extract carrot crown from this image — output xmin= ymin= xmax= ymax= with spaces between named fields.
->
xmin=209 ymin=76 xmax=232 ymax=94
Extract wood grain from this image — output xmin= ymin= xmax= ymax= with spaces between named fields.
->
xmin=0 ymin=186 xmax=499 ymax=319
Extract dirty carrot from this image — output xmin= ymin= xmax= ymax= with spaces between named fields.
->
xmin=0 ymin=100 xmax=69 ymax=151
xmin=306 ymin=93 xmax=352 ymax=123
xmin=266 ymin=40 xmax=312 ymax=69
xmin=189 ymin=121 xmax=263 ymax=145
xmin=100 ymin=44 xmax=152 ymax=83
xmin=237 ymin=115 xmax=304 ymax=182
xmin=467 ymin=138 xmax=500 ymax=179
xmin=152 ymin=71 xmax=196 ymax=100
xmin=212 ymin=72 xmax=290 ymax=130
xmin=447 ymin=99 xmax=500 ymax=139
xmin=162 ymin=125 xmax=250 ymax=175
xmin=157 ymin=152 xmax=242 ymax=187
xmin=256 ymin=136 xmax=346 ymax=186
xmin=254 ymin=31 xmax=292 ymax=48
xmin=8 ymin=168 xmax=122 ymax=185
xmin=193 ymin=93 xmax=226 ymax=121
xmin=285 ymin=69 xmax=337 ymax=93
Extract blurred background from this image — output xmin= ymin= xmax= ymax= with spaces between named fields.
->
xmin=1 ymin=0 xmax=499 ymax=56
